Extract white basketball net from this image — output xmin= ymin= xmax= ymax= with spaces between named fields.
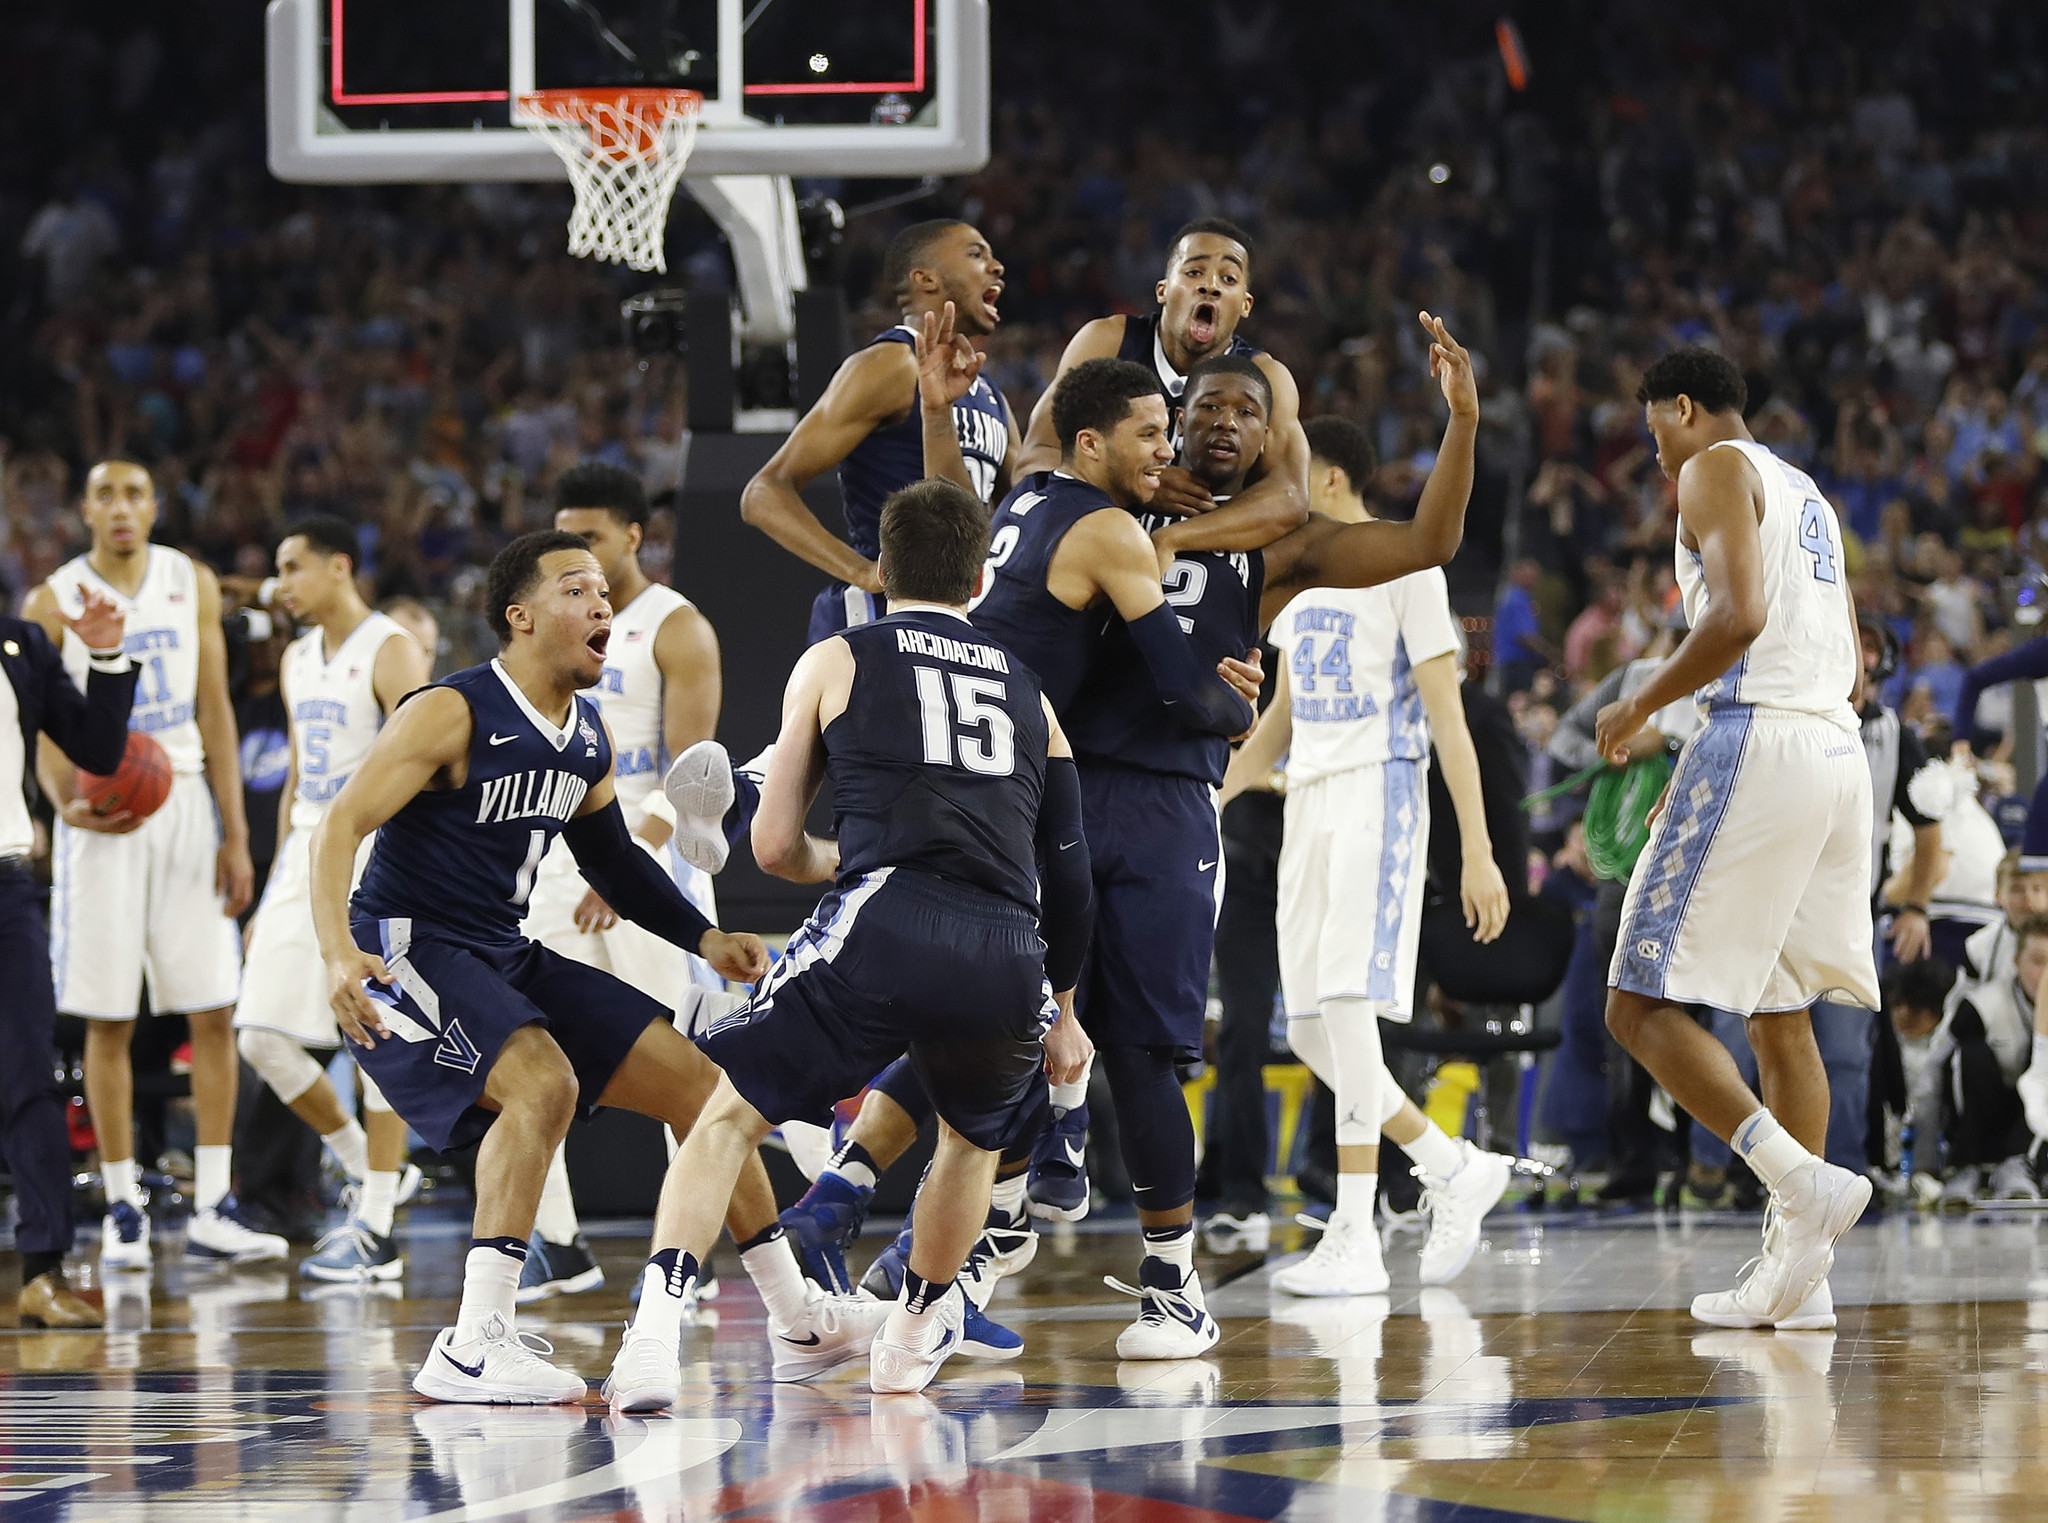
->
xmin=517 ymin=90 xmax=702 ymax=274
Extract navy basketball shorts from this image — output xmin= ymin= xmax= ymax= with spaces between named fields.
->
xmin=1074 ymin=764 xmax=1222 ymax=1063
xmin=806 ymin=581 xmax=885 ymax=646
xmin=347 ymin=916 xmax=669 ymax=1153
xmin=699 ymin=867 xmax=1054 ymax=1153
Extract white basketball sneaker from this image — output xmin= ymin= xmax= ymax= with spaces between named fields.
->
xmin=411 ymin=1314 xmax=589 ymax=1405
xmin=770 ymin=1281 xmax=893 ymax=1382
xmin=664 ymin=740 xmax=737 ymax=873
xmin=100 ymin=1202 xmax=153 ymax=1271
xmin=1417 ymin=1141 xmax=1512 ymax=1285
xmin=1109 ymin=1258 xmax=1221 ymax=1360
xmin=1693 ymin=1276 xmax=1836 ymax=1331
xmin=1271 ymin=1213 xmax=1390 ymax=1298
xmin=1758 ymin=1160 xmax=1871 ymax=1322
xmin=184 ymin=1198 xmax=289 ymax=1264
xmin=869 ymin=1283 xmax=969 ymax=1395
xmin=603 ymin=1326 xmax=683 ymax=1413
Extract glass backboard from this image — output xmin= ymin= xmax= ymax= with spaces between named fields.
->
xmin=267 ymin=0 xmax=988 ymax=182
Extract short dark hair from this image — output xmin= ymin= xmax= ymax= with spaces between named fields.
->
xmin=555 ymin=462 xmax=646 ymax=527
xmin=882 ymin=218 xmax=969 ymax=306
xmin=1184 ymin=354 xmax=1272 ymax=416
xmin=1637 ymin=347 xmax=1747 ymax=415
xmin=878 ymin=479 xmax=990 ymax=605
xmin=1882 ymin=955 xmax=1954 ymax=1014
xmin=282 ymin=514 xmax=360 ymax=572
xmin=2017 ymin=915 xmax=2048 ymax=957
xmin=1052 ymin=358 xmax=1162 ymax=454
xmin=1166 ymin=217 xmax=1254 ymax=278
xmin=486 ymin=530 xmax=594 ymax=643
xmin=1304 ymin=417 xmax=1378 ymax=492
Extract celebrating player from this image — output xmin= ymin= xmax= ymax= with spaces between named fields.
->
xmin=236 ymin=516 xmax=430 ymax=1283
xmin=311 ymin=531 xmax=884 ymax=1404
xmin=516 ymin=464 xmax=735 ymax=1305
xmin=1222 ymin=414 xmax=1514 ymax=1297
xmin=605 ymin=478 xmax=1094 ymax=1407
xmin=1596 ymin=348 xmax=1877 ymax=1330
xmin=26 ymin=459 xmax=283 ymax=1270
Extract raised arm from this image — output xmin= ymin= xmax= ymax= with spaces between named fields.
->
xmin=1017 ymin=317 xmax=1125 ymax=475
xmin=1260 ymin=314 xmax=1477 ymax=615
xmin=751 ymin=637 xmax=853 ymax=883
xmin=313 ymin=685 xmax=472 ymax=1046
xmin=915 ymin=301 xmax=994 ymax=497
xmin=740 ymin=343 xmax=916 ymax=592
xmin=193 ymin=566 xmax=253 ymax=916
xmin=1593 ymin=447 xmax=1767 ymax=761
xmin=1954 ymin=635 xmax=2048 ymax=759
xmin=26 ymin=590 xmax=134 ymax=777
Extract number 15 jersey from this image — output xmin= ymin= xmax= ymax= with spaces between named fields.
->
xmin=1680 ymin=439 xmax=1858 ymax=731
xmin=1273 ymin=566 xmax=1461 ymax=788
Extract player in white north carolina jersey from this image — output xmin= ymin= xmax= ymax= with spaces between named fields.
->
xmin=235 ymin=517 xmax=430 ymax=1282
xmin=24 ymin=459 xmax=283 ymax=1270
xmin=1597 ymin=349 xmax=1877 ymax=1334
xmin=516 ymin=464 xmax=736 ymax=1303
xmin=1222 ymin=417 xmax=1512 ymax=1297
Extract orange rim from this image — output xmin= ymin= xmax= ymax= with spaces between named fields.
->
xmin=517 ymin=87 xmax=702 ymax=161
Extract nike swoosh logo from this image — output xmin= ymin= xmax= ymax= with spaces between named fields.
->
xmin=779 ymin=1331 xmax=822 ymax=1346
xmin=1062 ymin=1141 xmax=1085 ymax=1168
xmin=1197 ymin=859 xmax=1217 ymax=871
xmin=1058 ymin=840 xmax=1081 ymax=851
xmin=440 ymin=1347 xmax=486 ymax=1379
xmin=489 ymin=733 xmax=517 ymax=746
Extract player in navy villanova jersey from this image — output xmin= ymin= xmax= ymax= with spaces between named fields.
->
xmin=309 ymin=532 xmax=887 ymax=1406
xmin=601 ymin=480 xmax=1096 ymax=1406
xmin=743 ymin=220 xmax=1020 ymax=645
xmin=765 ymin=357 xmax=1266 ymax=1313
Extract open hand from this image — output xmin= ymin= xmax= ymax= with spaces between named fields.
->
xmin=1042 ymin=989 xmax=1092 ymax=1086
xmin=1419 ymin=311 xmax=1477 ymax=420
xmin=1593 ymin=695 xmax=1646 ymax=765
xmin=61 ymin=585 xmax=126 ymax=653
xmin=328 ymin=946 xmax=394 ymax=1048
xmin=1461 ymin=852 xmax=1511 ymax=943
xmin=1147 ymin=466 xmax=1217 ymax=518
xmin=915 ymin=301 xmax=987 ymax=411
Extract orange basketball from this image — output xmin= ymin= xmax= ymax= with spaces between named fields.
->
xmin=76 ymin=731 xmax=174 ymax=823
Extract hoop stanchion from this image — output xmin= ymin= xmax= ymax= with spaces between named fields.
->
xmin=516 ymin=88 xmax=703 ymax=274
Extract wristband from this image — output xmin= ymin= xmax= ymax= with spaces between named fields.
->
xmin=87 ymin=647 xmax=130 ymax=673
xmin=1897 ymin=904 xmax=1929 ymax=917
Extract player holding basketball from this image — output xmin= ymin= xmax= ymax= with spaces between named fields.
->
xmin=236 ymin=516 xmax=429 ymax=1283
xmin=27 ymin=459 xmax=285 ymax=1270
xmin=516 ymin=463 xmax=734 ymax=1305
xmin=312 ymin=531 xmax=886 ymax=1404
xmin=1596 ymin=349 xmax=1877 ymax=1330
xmin=1221 ymin=415 xmax=1515 ymax=1296
xmin=604 ymin=478 xmax=1095 ymax=1407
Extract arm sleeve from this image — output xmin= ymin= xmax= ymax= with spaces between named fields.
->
xmin=1894 ymin=724 xmax=1934 ymax=828
xmin=1548 ymin=667 xmax=1627 ymax=772
xmin=30 ymin=622 xmax=136 ymax=776
xmin=1034 ymin=757 xmax=1094 ymax=992
xmin=1956 ymin=636 xmax=2048 ymax=738
xmin=562 ymin=800 xmax=715 ymax=954
xmin=1124 ymin=603 xmax=1256 ymax=737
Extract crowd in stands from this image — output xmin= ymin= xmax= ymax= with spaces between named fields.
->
xmin=3 ymin=0 xmax=2047 ymax=1201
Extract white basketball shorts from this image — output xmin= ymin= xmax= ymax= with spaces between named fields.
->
xmin=50 ymin=772 xmax=243 ymax=1020
xmin=235 ymin=828 xmax=375 ymax=1046
xmin=521 ymin=835 xmax=724 ymax=1015
xmin=1609 ymin=705 xmax=1879 ymax=1015
xmin=1278 ymin=757 xmax=1432 ymax=1024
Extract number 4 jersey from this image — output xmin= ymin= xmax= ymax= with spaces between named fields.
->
xmin=1273 ymin=566 xmax=1461 ymax=788
xmin=1680 ymin=439 xmax=1859 ymax=730
xmin=828 ymin=607 xmax=1050 ymax=913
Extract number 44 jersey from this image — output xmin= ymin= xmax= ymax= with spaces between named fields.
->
xmin=1273 ymin=566 xmax=1461 ymax=788
xmin=829 ymin=607 xmax=1050 ymax=913
xmin=1680 ymin=439 xmax=1859 ymax=730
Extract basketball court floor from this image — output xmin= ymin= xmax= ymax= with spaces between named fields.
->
xmin=4 ymin=1204 xmax=2046 ymax=1520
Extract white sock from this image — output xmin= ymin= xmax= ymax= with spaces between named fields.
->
xmin=1049 ymin=1050 xmax=1093 ymax=1111
xmin=195 ymin=1145 xmax=232 ymax=1213
xmin=630 ymin=1249 xmax=697 ymax=1349
xmin=990 ymin=1173 xmax=1028 ymax=1219
xmin=1405 ymin=1120 xmax=1465 ymax=1181
xmin=103 ymin=1157 xmax=142 ymax=1208
xmin=532 ymin=1147 xmax=580 ymax=1244
xmin=740 ymin=1231 xmax=811 ymax=1328
xmin=1142 ymin=1223 xmax=1195 ymax=1278
xmin=322 ymin=1119 xmax=370 ymax=1183
xmin=358 ymin=1170 xmax=399 ymax=1236
xmin=1731 ymin=1108 xmax=1814 ymax=1190
xmin=1336 ymin=1170 xmax=1378 ymax=1223
xmin=455 ymin=1242 xmax=525 ymax=1342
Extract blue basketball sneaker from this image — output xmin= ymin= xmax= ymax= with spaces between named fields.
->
xmin=1026 ymin=1101 xmax=1091 ymax=1221
xmin=959 ymin=1299 xmax=1023 ymax=1360
xmin=780 ymin=1170 xmax=873 ymax=1294
xmin=861 ymin=1218 xmax=914 ymax=1301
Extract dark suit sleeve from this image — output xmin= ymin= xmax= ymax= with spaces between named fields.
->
xmin=29 ymin=623 xmax=136 ymax=776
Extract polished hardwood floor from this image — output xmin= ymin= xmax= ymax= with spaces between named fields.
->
xmin=4 ymin=1201 xmax=2048 ymax=1520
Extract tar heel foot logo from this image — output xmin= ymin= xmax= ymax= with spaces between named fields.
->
xmin=433 ymin=1017 xmax=483 ymax=1074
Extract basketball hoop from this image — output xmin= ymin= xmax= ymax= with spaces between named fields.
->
xmin=516 ymin=88 xmax=703 ymax=274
